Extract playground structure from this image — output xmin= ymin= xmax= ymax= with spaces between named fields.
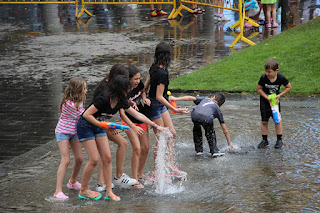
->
xmin=0 ymin=0 xmax=259 ymax=47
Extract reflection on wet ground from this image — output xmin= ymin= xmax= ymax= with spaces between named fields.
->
xmin=0 ymin=2 xmax=319 ymax=212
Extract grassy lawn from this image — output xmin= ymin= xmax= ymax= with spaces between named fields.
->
xmin=170 ymin=17 xmax=320 ymax=96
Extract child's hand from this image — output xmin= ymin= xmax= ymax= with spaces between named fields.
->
xmin=275 ymin=95 xmax=280 ymax=104
xmin=229 ymin=144 xmax=235 ymax=148
xmin=175 ymin=107 xmax=189 ymax=114
xmin=133 ymin=126 xmax=144 ymax=136
xmin=106 ymin=128 xmax=119 ymax=135
xmin=143 ymin=98 xmax=151 ymax=106
xmin=157 ymin=126 xmax=169 ymax=132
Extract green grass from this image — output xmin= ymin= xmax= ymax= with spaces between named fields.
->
xmin=170 ymin=17 xmax=320 ymax=96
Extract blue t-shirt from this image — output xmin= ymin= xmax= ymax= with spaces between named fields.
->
xmin=191 ymin=96 xmax=225 ymax=124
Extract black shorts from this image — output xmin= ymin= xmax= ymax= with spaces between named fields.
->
xmin=260 ymin=102 xmax=281 ymax=122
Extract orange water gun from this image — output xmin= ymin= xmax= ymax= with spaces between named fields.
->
xmin=167 ymin=91 xmax=178 ymax=114
xmin=100 ymin=121 xmax=130 ymax=130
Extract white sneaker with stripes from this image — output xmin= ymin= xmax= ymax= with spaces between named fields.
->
xmin=113 ymin=173 xmax=137 ymax=186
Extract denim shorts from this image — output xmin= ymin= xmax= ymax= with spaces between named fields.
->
xmin=77 ymin=117 xmax=107 ymax=142
xmin=145 ymin=98 xmax=168 ymax=120
xmin=55 ymin=132 xmax=78 ymax=142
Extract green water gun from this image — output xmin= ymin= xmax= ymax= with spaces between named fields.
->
xmin=268 ymin=94 xmax=281 ymax=124
xmin=268 ymin=94 xmax=277 ymax=106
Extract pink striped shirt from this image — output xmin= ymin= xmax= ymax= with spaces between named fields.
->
xmin=55 ymin=100 xmax=84 ymax=135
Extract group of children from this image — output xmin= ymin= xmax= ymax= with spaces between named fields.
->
xmin=53 ymin=41 xmax=291 ymax=201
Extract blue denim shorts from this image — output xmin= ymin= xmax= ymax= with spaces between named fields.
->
xmin=77 ymin=117 xmax=107 ymax=142
xmin=145 ymin=98 xmax=168 ymax=120
xmin=55 ymin=132 xmax=78 ymax=142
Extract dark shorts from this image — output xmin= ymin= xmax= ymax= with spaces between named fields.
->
xmin=260 ymin=102 xmax=281 ymax=122
xmin=145 ymin=98 xmax=168 ymax=120
xmin=77 ymin=117 xmax=107 ymax=142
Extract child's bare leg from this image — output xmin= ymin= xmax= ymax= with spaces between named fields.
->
xmin=137 ymin=130 xmax=149 ymax=178
xmin=69 ymin=139 xmax=84 ymax=183
xmin=97 ymin=158 xmax=105 ymax=185
xmin=96 ymin=137 xmax=117 ymax=198
xmin=161 ymin=111 xmax=176 ymax=168
xmin=271 ymin=3 xmax=277 ymax=25
xmin=266 ymin=4 xmax=272 ymax=25
xmin=80 ymin=139 xmax=100 ymax=198
xmin=126 ymin=130 xmax=141 ymax=180
xmin=261 ymin=121 xmax=269 ymax=135
xmin=55 ymin=140 xmax=70 ymax=194
xmin=275 ymin=122 xmax=282 ymax=135
xmin=152 ymin=117 xmax=164 ymax=170
xmin=107 ymin=130 xmax=128 ymax=178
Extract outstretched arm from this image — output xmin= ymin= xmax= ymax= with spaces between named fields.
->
xmin=220 ymin=123 xmax=234 ymax=148
xmin=125 ymin=107 xmax=166 ymax=132
xmin=169 ymin=95 xmax=196 ymax=102
xmin=156 ymin=84 xmax=189 ymax=114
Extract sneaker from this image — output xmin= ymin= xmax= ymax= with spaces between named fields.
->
xmin=212 ymin=151 xmax=225 ymax=157
xmin=196 ymin=152 xmax=204 ymax=155
xmin=113 ymin=173 xmax=137 ymax=186
xmin=257 ymin=140 xmax=269 ymax=148
xmin=67 ymin=180 xmax=81 ymax=190
xmin=168 ymin=166 xmax=187 ymax=177
xmin=274 ymin=139 xmax=283 ymax=149
xmin=157 ymin=9 xmax=168 ymax=16
xmin=151 ymin=171 xmax=169 ymax=182
xmin=150 ymin=10 xmax=157 ymax=17
xmin=96 ymin=183 xmax=114 ymax=192
xmin=54 ymin=192 xmax=69 ymax=200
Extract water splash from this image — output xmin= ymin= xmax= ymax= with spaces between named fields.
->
xmin=153 ymin=131 xmax=185 ymax=194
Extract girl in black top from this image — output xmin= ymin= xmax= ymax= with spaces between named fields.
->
xmin=77 ymin=75 xmax=165 ymax=201
xmin=144 ymin=41 xmax=189 ymax=178
xmin=94 ymin=64 xmax=138 ymax=191
xmin=120 ymin=65 xmax=151 ymax=187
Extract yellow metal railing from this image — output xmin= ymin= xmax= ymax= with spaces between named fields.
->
xmin=78 ymin=0 xmax=177 ymax=19
xmin=0 ymin=0 xmax=257 ymax=47
xmin=171 ymin=0 xmax=258 ymax=47
xmin=0 ymin=0 xmax=75 ymax=4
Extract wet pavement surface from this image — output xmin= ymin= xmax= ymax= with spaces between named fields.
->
xmin=0 ymin=2 xmax=319 ymax=212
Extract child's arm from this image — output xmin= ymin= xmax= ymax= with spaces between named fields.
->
xmin=276 ymin=82 xmax=292 ymax=102
xmin=220 ymin=123 xmax=235 ymax=148
xmin=141 ymin=89 xmax=151 ymax=106
xmin=144 ymin=75 xmax=150 ymax=94
xmin=82 ymin=105 xmax=102 ymax=127
xmin=156 ymin=84 xmax=189 ymax=114
xmin=257 ymin=85 xmax=270 ymax=103
xmin=169 ymin=95 xmax=196 ymax=102
xmin=125 ymin=107 xmax=167 ymax=132
xmin=119 ymin=108 xmax=144 ymax=136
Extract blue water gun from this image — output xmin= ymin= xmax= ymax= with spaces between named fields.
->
xmin=268 ymin=94 xmax=281 ymax=124
xmin=100 ymin=121 xmax=130 ymax=130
